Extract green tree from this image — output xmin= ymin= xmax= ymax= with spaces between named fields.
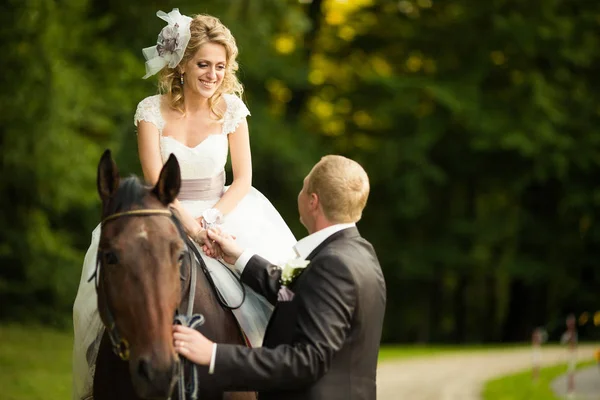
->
xmin=0 ymin=0 xmax=139 ymax=324
xmin=299 ymin=0 xmax=600 ymax=342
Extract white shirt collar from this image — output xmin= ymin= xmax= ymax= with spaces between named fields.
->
xmin=293 ymin=223 xmax=356 ymax=259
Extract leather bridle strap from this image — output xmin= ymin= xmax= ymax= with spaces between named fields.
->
xmin=101 ymin=209 xmax=173 ymax=225
xmin=93 ymin=208 xmax=175 ymax=360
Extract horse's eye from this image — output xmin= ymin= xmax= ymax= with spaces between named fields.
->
xmin=103 ymin=251 xmax=119 ymax=265
xmin=178 ymin=252 xmax=186 ymax=265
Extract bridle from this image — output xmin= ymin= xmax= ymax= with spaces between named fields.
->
xmin=89 ymin=207 xmax=246 ymax=362
xmin=89 ymin=209 xmax=173 ymax=361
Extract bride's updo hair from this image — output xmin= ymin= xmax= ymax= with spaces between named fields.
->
xmin=158 ymin=14 xmax=243 ymax=117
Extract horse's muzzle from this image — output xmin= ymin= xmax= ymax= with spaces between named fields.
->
xmin=131 ymin=354 xmax=180 ymax=399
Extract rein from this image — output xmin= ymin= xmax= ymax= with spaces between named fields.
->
xmin=89 ymin=207 xmax=247 ymax=399
xmin=181 ymin=230 xmax=247 ymax=313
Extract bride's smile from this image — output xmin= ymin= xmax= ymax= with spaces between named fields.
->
xmin=200 ymin=79 xmax=216 ymax=87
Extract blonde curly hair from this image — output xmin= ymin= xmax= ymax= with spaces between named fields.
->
xmin=158 ymin=14 xmax=243 ymax=118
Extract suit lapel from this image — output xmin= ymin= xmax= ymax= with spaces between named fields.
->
xmin=306 ymin=227 xmax=360 ymax=261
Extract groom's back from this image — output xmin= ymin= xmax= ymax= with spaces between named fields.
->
xmin=262 ymin=229 xmax=387 ymax=400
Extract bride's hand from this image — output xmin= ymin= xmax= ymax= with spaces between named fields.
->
xmin=202 ymin=227 xmax=236 ymax=260
xmin=205 ymin=229 xmax=242 ymax=265
xmin=201 ymin=226 xmax=219 ymax=258
xmin=192 ymin=229 xmax=224 ymax=259
xmin=191 ymin=228 xmax=206 ymax=244
xmin=203 ymin=244 xmax=222 ymax=259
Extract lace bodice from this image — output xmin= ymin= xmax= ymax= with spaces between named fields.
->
xmin=133 ymin=94 xmax=250 ymax=180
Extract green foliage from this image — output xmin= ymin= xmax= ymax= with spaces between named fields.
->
xmin=301 ymin=0 xmax=600 ymax=342
xmin=0 ymin=0 xmax=139 ymax=324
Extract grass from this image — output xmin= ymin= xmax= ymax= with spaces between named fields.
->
xmin=377 ymin=343 xmax=536 ymax=362
xmin=482 ymin=360 xmax=596 ymax=400
xmin=378 ymin=344 xmax=465 ymax=361
xmin=0 ymin=324 xmax=73 ymax=400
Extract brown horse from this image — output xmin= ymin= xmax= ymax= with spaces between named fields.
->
xmin=92 ymin=150 xmax=255 ymax=400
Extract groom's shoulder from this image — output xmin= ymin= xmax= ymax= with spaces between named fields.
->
xmin=309 ymin=236 xmax=383 ymax=298
xmin=326 ymin=228 xmax=374 ymax=252
xmin=315 ymin=230 xmax=378 ymax=267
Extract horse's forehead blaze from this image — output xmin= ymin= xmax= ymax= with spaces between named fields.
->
xmin=121 ymin=217 xmax=174 ymax=240
xmin=136 ymin=222 xmax=149 ymax=241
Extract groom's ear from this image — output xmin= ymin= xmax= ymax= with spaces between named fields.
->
xmin=309 ymin=192 xmax=320 ymax=211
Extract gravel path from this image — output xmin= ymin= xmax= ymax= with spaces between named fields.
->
xmin=551 ymin=365 xmax=600 ymax=400
xmin=376 ymin=345 xmax=598 ymax=400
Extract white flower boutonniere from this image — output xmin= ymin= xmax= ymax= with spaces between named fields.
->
xmin=279 ymin=258 xmax=310 ymax=287
xmin=277 ymin=258 xmax=309 ymax=302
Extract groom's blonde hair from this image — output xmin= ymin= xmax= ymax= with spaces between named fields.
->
xmin=307 ymin=155 xmax=370 ymax=223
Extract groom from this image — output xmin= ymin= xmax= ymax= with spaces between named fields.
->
xmin=173 ymin=155 xmax=386 ymax=399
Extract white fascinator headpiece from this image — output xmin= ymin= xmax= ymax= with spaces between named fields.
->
xmin=142 ymin=8 xmax=192 ymax=79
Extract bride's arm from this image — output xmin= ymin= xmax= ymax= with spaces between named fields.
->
xmin=137 ymin=121 xmax=204 ymax=240
xmin=209 ymin=118 xmax=252 ymax=216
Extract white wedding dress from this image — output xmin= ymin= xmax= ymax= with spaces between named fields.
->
xmin=72 ymin=93 xmax=297 ymax=400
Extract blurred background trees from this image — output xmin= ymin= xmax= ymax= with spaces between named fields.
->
xmin=1 ymin=0 xmax=599 ymax=343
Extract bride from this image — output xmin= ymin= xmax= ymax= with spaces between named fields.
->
xmin=72 ymin=9 xmax=297 ymax=400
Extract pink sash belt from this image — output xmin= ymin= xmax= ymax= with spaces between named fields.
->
xmin=178 ymin=171 xmax=225 ymax=201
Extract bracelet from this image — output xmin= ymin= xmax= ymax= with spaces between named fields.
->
xmin=201 ymin=208 xmax=224 ymax=230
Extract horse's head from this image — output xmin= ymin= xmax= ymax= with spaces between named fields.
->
xmin=96 ymin=149 xmax=184 ymax=399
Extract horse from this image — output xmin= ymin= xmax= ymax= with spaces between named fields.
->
xmin=91 ymin=149 xmax=255 ymax=400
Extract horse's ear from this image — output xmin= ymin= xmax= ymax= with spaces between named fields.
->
xmin=152 ymin=154 xmax=181 ymax=206
xmin=97 ymin=149 xmax=120 ymax=201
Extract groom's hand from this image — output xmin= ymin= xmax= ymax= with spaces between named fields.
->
xmin=205 ymin=229 xmax=242 ymax=265
xmin=172 ymin=325 xmax=213 ymax=365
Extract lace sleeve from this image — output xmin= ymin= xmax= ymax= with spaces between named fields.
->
xmin=222 ymin=94 xmax=251 ymax=135
xmin=134 ymin=95 xmax=164 ymax=133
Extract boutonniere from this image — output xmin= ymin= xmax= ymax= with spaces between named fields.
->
xmin=277 ymin=258 xmax=309 ymax=302
xmin=279 ymin=258 xmax=310 ymax=286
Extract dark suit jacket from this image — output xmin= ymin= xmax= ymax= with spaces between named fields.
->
xmin=207 ymin=227 xmax=386 ymax=399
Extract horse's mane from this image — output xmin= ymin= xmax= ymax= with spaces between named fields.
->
xmin=111 ymin=175 xmax=189 ymax=239
xmin=107 ymin=176 xmax=150 ymax=215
